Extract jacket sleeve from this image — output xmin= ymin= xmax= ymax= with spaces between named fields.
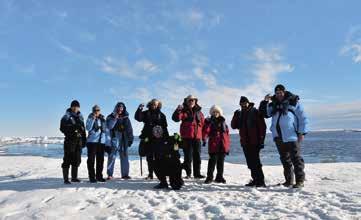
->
xmin=126 ymin=118 xmax=134 ymax=144
xmin=202 ymin=119 xmax=211 ymax=141
xmin=162 ymin=113 xmax=169 ymax=137
xmin=172 ymin=109 xmax=181 ymax=122
xmin=60 ymin=115 xmax=75 ymax=136
xmin=107 ymin=115 xmax=117 ymax=130
xmin=86 ymin=116 xmax=95 ymax=132
xmin=134 ymin=108 xmax=144 ymax=122
xmin=81 ymin=120 xmax=87 ymax=147
xmin=231 ymin=110 xmax=240 ymax=129
xmin=295 ymin=102 xmax=309 ymax=135
xmin=259 ymin=101 xmax=272 ymax=118
xmin=256 ymin=110 xmax=267 ymax=144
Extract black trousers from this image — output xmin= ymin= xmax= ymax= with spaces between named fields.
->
xmin=182 ymin=139 xmax=202 ymax=176
xmin=86 ymin=142 xmax=105 ymax=180
xmin=62 ymin=139 xmax=82 ymax=169
xmin=206 ymin=153 xmax=225 ymax=179
xmin=242 ymin=145 xmax=265 ymax=183
xmin=146 ymin=153 xmax=154 ymax=177
xmin=275 ymin=138 xmax=305 ymax=183
xmin=154 ymin=155 xmax=183 ymax=189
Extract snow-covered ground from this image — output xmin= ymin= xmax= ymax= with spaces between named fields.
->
xmin=0 ymin=136 xmax=63 ymax=147
xmin=0 ymin=156 xmax=360 ymax=220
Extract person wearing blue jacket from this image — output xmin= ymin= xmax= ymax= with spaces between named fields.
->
xmin=259 ymin=84 xmax=309 ymax=188
xmin=86 ymin=105 xmax=106 ymax=183
xmin=106 ymin=102 xmax=134 ymax=180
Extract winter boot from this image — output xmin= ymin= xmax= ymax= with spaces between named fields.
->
xmin=154 ymin=182 xmax=169 ymax=189
xmin=63 ymin=168 xmax=71 ymax=184
xmin=204 ymin=177 xmax=213 ymax=184
xmin=71 ymin=166 xmax=81 ymax=182
xmin=245 ymin=180 xmax=256 ymax=187
xmin=293 ymin=181 xmax=304 ymax=189
xmin=215 ymin=175 xmax=226 ymax=184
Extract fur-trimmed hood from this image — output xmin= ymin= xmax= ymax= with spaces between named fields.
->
xmin=147 ymin=99 xmax=162 ymax=110
xmin=209 ymin=105 xmax=224 ymax=117
xmin=112 ymin=102 xmax=129 ymax=117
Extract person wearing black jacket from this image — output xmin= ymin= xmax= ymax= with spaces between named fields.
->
xmin=60 ymin=100 xmax=86 ymax=184
xmin=231 ymin=96 xmax=267 ymax=187
xmin=135 ymin=99 xmax=169 ymax=180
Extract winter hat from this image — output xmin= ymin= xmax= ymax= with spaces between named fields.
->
xmin=92 ymin=105 xmax=100 ymax=112
xmin=185 ymin=94 xmax=198 ymax=102
xmin=239 ymin=96 xmax=249 ymax=105
xmin=209 ymin=105 xmax=223 ymax=117
xmin=71 ymin=100 xmax=80 ymax=108
xmin=274 ymin=84 xmax=286 ymax=93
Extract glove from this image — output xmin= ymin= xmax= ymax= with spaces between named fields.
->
xmin=128 ymin=141 xmax=133 ymax=147
xmin=259 ymin=144 xmax=265 ymax=149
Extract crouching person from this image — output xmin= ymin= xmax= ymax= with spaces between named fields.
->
xmin=203 ymin=105 xmax=230 ymax=184
xmin=106 ymin=102 xmax=134 ymax=180
xmin=152 ymin=127 xmax=184 ymax=190
xmin=86 ymin=105 xmax=106 ymax=183
xmin=60 ymin=100 xmax=86 ymax=184
xmin=231 ymin=96 xmax=266 ymax=187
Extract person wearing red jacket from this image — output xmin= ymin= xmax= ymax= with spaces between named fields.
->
xmin=231 ymin=96 xmax=267 ymax=187
xmin=203 ymin=105 xmax=230 ymax=184
xmin=172 ymin=95 xmax=205 ymax=179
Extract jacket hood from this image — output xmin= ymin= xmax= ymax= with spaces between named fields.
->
xmin=209 ymin=105 xmax=224 ymax=117
xmin=272 ymin=91 xmax=299 ymax=105
xmin=113 ymin=102 xmax=129 ymax=116
xmin=147 ymin=99 xmax=162 ymax=110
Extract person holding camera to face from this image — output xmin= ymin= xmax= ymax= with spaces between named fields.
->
xmin=106 ymin=102 xmax=134 ymax=180
xmin=259 ymin=84 xmax=309 ymax=188
xmin=85 ymin=105 xmax=106 ymax=183
xmin=172 ymin=95 xmax=205 ymax=179
xmin=135 ymin=99 xmax=169 ymax=180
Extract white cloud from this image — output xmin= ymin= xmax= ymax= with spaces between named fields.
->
xmin=135 ymin=59 xmax=158 ymax=73
xmin=180 ymin=8 xmax=222 ymax=30
xmin=341 ymin=44 xmax=361 ymax=63
xmin=341 ymin=25 xmax=361 ymax=64
xmin=130 ymin=47 xmax=294 ymax=133
xmin=100 ymin=57 xmax=159 ymax=79
xmin=55 ymin=41 xmax=77 ymax=55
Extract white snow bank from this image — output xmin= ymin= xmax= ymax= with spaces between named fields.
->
xmin=0 ymin=136 xmax=63 ymax=147
xmin=0 ymin=156 xmax=360 ymax=219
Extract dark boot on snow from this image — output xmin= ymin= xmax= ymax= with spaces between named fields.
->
xmin=154 ymin=182 xmax=169 ymax=189
xmin=293 ymin=181 xmax=304 ymax=189
xmin=255 ymin=181 xmax=266 ymax=187
xmin=245 ymin=180 xmax=256 ymax=187
xmin=194 ymin=174 xmax=205 ymax=179
xmin=204 ymin=177 xmax=213 ymax=184
xmin=214 ymin=176 xmax=226 ymax=184
xmin=63 ymin=168 xmax=71 ymax=184
xmin=71 ymin=166 xmax=81 ymax=182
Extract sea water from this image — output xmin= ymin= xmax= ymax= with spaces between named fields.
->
xmin=2 ymin=131 xmax=361 ymax=165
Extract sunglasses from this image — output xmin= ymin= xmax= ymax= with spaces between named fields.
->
xmin=188 ymin=99 xmax=196 ymax=102
xmin=94 ymin=109 xmax=100 ymax=112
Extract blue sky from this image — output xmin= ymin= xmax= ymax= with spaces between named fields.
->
xmin=0 ymin=0 xmax=360 ymax=137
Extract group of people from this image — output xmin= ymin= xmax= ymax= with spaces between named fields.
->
xmin=60 ymin=84 xmax=308 ymax=190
